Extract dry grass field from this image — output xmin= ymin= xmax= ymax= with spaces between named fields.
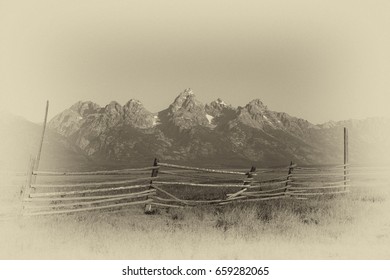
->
xmin=0 ymin=168 xmax=389 ymax=259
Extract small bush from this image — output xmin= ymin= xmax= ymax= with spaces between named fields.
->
xmin=169 ymin=210 xmax=185 ymax=221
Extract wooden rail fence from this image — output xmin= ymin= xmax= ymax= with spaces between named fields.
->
xmin=20 ymin=159 xmax=351 ymax=216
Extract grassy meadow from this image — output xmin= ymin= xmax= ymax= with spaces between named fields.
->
xmin=0 ymin=167 xmax=389 ymax=259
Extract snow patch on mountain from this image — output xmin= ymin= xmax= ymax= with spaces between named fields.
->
xmin=152 ymin=115 xmax=160 ymax=126
xmin=216 ymin=98 xmax=227 ymax=106
xmin=206 ymin=114 xmax=214 ymax=124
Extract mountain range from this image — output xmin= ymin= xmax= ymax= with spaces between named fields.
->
xmin=1 ymin=89 xmax=388 ymax=171
xmin=40 ymin=88 xmax=390 ymax=169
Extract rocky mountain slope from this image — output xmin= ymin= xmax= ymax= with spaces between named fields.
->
xmin=47 ymin=89 xmax=390 ymax=168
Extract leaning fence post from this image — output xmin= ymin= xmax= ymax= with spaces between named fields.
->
xmin=245 ymin=165 xmax=255 ymax=193
xmin=344 ymin=127 xmax=349 ymax=190
xmin=144 ymin=158 xmax=159 ymax=214
xmin=21 ymin=157 xmax=33 ymax=199
xmin=284 ymin=161 xmax=294 ymax=195
xmin=225 ymin=165 xmax=255 ymax=201
xmin=242 ymin=165 xmax=256 ymax=194
xmin=20 ymin=157 xmax=36 ymax=214
xmin=244 ymin=166 xmax=256 ymax=187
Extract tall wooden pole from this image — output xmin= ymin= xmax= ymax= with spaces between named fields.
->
xmin=35 ymin=100 xmax=49 ymax=171
xmin=344 ymin=127 xmax=349 ymax=188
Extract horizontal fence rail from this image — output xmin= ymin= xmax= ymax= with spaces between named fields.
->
xmin=24 ymin=191 xmax=156 ymax=210
xmin=31 ymin=177 xmax=158 ymax=188
xmin=25 ymin=199 xmax=154 ymax=216
xmin=21 ymin=158 xmax=355 ymax=216
xmin=153 ymin=181 xmax=250 ymax=188
xmin=32 ymin=166 xmax=159 ymax=176
xmin=158 ymin=162 xmax=249 ymax=175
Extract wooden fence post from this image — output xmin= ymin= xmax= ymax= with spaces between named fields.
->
xmin=20 ymin=157 xmax=36 ymax=215
xmin=344 ymin=127 xmax=349 ymax=190
xmin=144 ymin=158 xmax=159 ymax=214
xmin=35 ymin=100 xmax=49 ymax=172
xmin=20 ymin=156 xmax=31 ymax=198
xmin=244 ymin=166 xmax=256 ymax=187
xmin=285 ymin=161 xmax=294 ymax=195
xmin=225 ymin=165 xmax=255 ymax=201
xmin=242 ymin=165 xmax=256 ymax=194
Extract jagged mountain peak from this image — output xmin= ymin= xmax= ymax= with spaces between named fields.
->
xmin=237 ymin=99 xmax=268 ymax=120
xmin=121 ymin=99 xmax=154 ymax=128
xmin=172 ymin=88 xmax=195 ymax=105
xmin=105 ymin=101 xmax=122 ymax=112
xmin=107 ymin=100 xmax=121 ymax=107
xmin=169 ymin=88 xmax=204 ymax=113
xmin=124 ymin=99 xmax=151 ymax=113
xmin=163 ymin=88 xmax=210 ymax=129
xmin=209 ymin=98 xmax=229 ymax=108
xmin=70 ymin=101 xmax=100 ymax=116
xmin=246 ymin=99 xmax=268 ymax=110
xmin=125 ymin=99 xmax=143 ymax=105
xmin=205 ymin=98 xmax=235 ymax=121
xmin=179 ymin=88 xmax=194 ymax=96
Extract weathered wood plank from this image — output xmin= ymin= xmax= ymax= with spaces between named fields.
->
xmin=154 ymin=181 xmax=246 ymax=188
xmin=159 ymin=162 xmax=247 ymax=175
xmin=29 ymin=184 xmax=149 ymax=198
xmin=24 ymin=199 xmax=153 ymax=216
xmin=32 ymin=177 xmax=158 ymax=188
xmin=24 ymin=191 xmax=154 ymax=210
xmin=33 ymin=166 xmax=159 ymax=176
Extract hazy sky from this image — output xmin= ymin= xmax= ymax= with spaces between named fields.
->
xmin=1 ymin=0 xmax=389 ymax=124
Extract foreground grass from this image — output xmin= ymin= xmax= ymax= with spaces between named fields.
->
xmin=0 ymin=175 xmax=389 ymax=259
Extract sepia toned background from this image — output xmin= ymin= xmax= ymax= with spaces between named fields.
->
xmin=1 ymin=0 xmax=390 ymax=260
